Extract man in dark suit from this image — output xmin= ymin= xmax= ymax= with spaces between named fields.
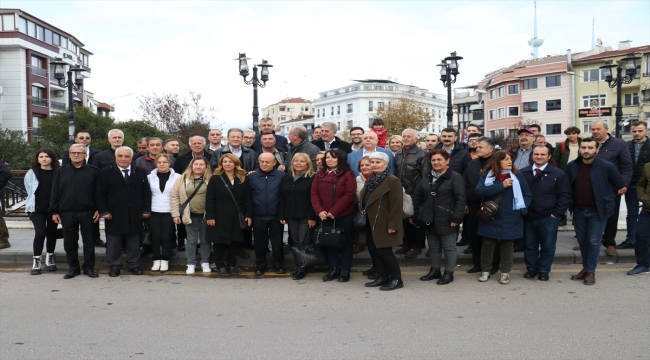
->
xmin=96 ymin=146 xmax=152 ymax=277
xmin=62 ymin=130 xmax=101 ymax=166
xmin=251 ymin=118 xmax=288 ymax=152
xmin=92 ymin=129 xmax=126 ymax=169
xmin=174 ymin=136 xmax=212 ymax=174
xmin=311 ymin=122 xmax=352 ymax=154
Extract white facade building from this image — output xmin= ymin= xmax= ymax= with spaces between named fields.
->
xmin=312 ymin=79 xmax=447 ymax=136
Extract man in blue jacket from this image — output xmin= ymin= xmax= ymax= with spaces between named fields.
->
xmin=249 ymin=153 xmax=285 ymax=275
xmin=521 ymin=146 xmax=572 ymax=281
xmin=348 ymin=132 xmax=394 ymax=176
xmin=565 ymin=137 xmax=625 ymax=285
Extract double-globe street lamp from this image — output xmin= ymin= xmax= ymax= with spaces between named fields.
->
xmin=50 ymin=57 xmax=85 ymax=145
xmin=599 ymin=52 xmax=641 ymax=138
xmin=437 ymin=51 xmax=463 ymax=128
xmin=236 ymin=53 xmax=273 ymax=134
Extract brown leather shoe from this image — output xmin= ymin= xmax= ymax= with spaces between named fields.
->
xmin=395 ymin=246 xmax=411 ymax=255
xmin=572 ymin=245 xmax=580 ymax=251
xmin=605 ymin=246 xmax=617 ymax=256
xmin=353 ymin=244 xmax=365 ymax=254
xmin=404 ymin=248 xmax=422 ymax=258
xmin=571 ymin=269 xmax=588 ymax=280
xmin=583 ymin=271 xmax=596 ymax=285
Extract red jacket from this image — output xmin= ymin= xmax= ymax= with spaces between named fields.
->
xmin=371 ymin=128 xmax=388 ymax=148
xmin=311 ymin=170 xmax=356 ymax=218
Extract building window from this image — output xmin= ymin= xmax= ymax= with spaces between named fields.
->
xmin=279 ymin=115 xmax=286 ymax=121
xmin=490 ymin=130 xmax=496 ymax=138
xmin=27 ymin=20 xmax=36 ymax=37
xmin=546 ymin=75 xmax=561 ymax=87
xmin=497 ymin=87 xmax=504 ymax=97
xmin=582 ymin=120 xmax=593 ymax=134
xmin=32 ymin=116 xmax=41 ymax=135
xmin=31 ymin=56 xmax=42 ymax=67
xmin=18 ymin=17 xmax=27 ymax=33
xmin=489 ymin=109 xmax=495 ymax=120
xmin=61 ymin=36 xmax=68 ymax=49
xmin=36 ymin=25 xmax=44 ymax=41
xmin=523 ymin=101 xmax=538 ymax=113
xmin=508 ymin=84 xmax=519 ymax=95
xmin=508 ymin=129 xmax=518 ymax=138
xmin=546 ymin=124 xmax=562 ymax=135
xmin=331 ymin=107 xmax=334 ymax=116
xmin=581 ymin=69 xmax=606 ymax=82
xmin=347 ymin=120 xmax=353 ymax=129
xmin=347 ymin=104 xmax=353 ymax=113
xmin=546 ymin=99 xmax=562 ymax=111
xmin=279 ymin=106 xmax=286 ymax=112
xmin=508 ymin=106 xmax=519 ymax=117
xmin=300 ymin=106 xmax=309 ymax=112
xmin=336 ymin=105 xmax=340 ymax=115
xmin=317 ymin=109 xmax=320 ymax=117
xmin=45 ymin=29 xmax=52 ymax=44
xmin=378 ymin=102 xmax=384 ymax=110
xmin=497 ymin=107 xmax=505 ymax=119
xmin=489 ymin=90 xmax=495 ymax=100
xmin=368 ymin=101 xmax=373 ymax=111
xmin=374 ymin=86 xmax=383 ymax=90
xmin=499 ymin=129 xmax=505 ymax=137
xmin=625 ymin=93 xmax=639 ymax=106
xmin=2 ymin=14 xmax=15 ymax=31
xmin=581 ymin=94 xmax=607 ymax=108
xmin=522 ymin=78 xmax=538 ymax=90
xmin=53 ymin=32 xmax=60 ymax=46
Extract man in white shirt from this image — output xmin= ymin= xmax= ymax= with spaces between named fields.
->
xmin=350 ymin=127 xmax=364 ymax=151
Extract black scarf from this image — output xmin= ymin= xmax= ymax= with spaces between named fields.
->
xmin=363 ymin=169 xmax=390 ymax=207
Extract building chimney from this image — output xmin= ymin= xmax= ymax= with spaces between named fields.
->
xmin=567 ymin=49 xmax=572 ymax=64
xmin=618 ymin=41 xmax=632 ymax=50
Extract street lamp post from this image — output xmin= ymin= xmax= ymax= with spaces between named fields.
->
xmin=236 ymin=53 xmax=273 ymax=134
xmin=437 ymin=51 xmax=463 ymax=128
xmin=50 ymin=58 xmax=85 ymax=145
xmin=599 ymin=52 xmax=640 ymax=138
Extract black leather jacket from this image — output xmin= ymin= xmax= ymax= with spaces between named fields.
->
xmin=210 ymin=146 xmax=259 ymax=172
xmin=395 ymin=145 xmax=430 ymax=195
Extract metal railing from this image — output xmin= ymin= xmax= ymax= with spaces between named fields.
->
xmin=31 ymin=97 xmax=48 ymax=107
xmin=51 ymin=101 xmax=66 ymax=111
xmin=1 ymin=171 xmax=28 ymax=217
xmin=30 ymin=66 xmax=47 ymax=77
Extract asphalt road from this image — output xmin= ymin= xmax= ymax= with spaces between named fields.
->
xmin=1 ymin=267 xmax=648 ymax=360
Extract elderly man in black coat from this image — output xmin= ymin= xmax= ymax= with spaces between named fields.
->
xmin=96 ymin=147 xmax=152 ymax=277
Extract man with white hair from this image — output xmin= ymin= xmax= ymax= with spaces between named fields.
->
xmin=50 ymin=143 xmax=101 ymax=279
xmin=174 ymin=135 xmax=212 ymax=174
xmin=92 ymin=129 xmax=127 ymax=169
xmin=348 ymin=131 xmax=395 ymax=176
xmin=311 ymin=122 xmax=352 ymax=153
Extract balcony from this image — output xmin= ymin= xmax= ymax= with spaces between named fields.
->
xmin=30 ymin=66 xmax=47 ymax=78
xmin=51 ymin=101 xmax=66 ymax=111
xmin=31 ymin=97 xmax=48 ymax=107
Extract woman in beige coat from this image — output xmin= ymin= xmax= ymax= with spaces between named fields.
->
xmin=358 ymin=152 xmax=404 ymax=291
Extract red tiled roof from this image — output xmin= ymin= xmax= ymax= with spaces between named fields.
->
xmin=574 ymin=45 xmax=650 ymax=62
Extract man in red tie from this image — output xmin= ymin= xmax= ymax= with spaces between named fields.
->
xmin=519 ymin=146 xmax=572 ymax=281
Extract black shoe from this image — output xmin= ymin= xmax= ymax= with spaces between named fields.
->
xmin=538 ymin=272 xmax=549 ymax=281
xmin=456 ymin=237 xmax=469 ymax=246
xmin=362 ymin=267 xmax=376 ymax=276
xmin=420 ymin=268 xmax=442 ymax=281
xmin=128 ymin=268 xmax=143 ymax=275
xmin=84 ymin=268 xmax=99 ymax=278
xmin=463 ymin=248 xmax=472 ymax=254
xmin=489 ymin=267 xmax=499 ymax=275
xmin=254 ymin=269 xmax=264 ymax=276
xmin=293 ymin=270 xmax=307 ymax=280
xmin=94 ymin=238 xmax=106 ymax=247
xmin=365 ymin=277 xmax=388 ymax=287
xmin=338 ymin=269 xmax=350 ymax=282
xmin=616 ymin=240 xmax=635 ymax=249
xmin=177 ymin=243 xmax=185 ymax=251
xmin=523 ymin=270 xmax=539 ymax=279
xmin=367 ymin=273 xmax=379 ymax=280
xmin=63 ymin=268 xmax=81 ymax=279
xmin=218 ymin=267 xmax=231 ymax=277
xmin=109 ymin=268 xmax=120 ymax=277
xmin=467 ymin=265 xmax=481 ymax=273
xmin=437 ymin=271 xmax=454 ymax=285
xmin=229 ymin=267 xmax=239 ymax=275
xmin=275 ymin=267 xmax=285 ymax=275
xmin=322 ymin=267 xmax=340 ymax=282
xmin=380 ymin=279 xmax=404 ymax=291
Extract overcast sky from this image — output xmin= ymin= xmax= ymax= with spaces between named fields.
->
xmin=5 ymin=0 xmax=649 ymax=130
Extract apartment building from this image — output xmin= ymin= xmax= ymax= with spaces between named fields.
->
xmin=453 ymin=85 xmax=485 ymax=138
xmin=261 ymin=97 xmax=313 ymax=126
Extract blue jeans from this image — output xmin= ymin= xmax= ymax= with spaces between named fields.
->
xmin=625 ymin=188 xmax=640 ymax=243
xmin=573 ymin=209 xmax=606 ymax=273
xmin=524 ymin=216 xmax=559 ymax=273
xmin=635 ymin=210 xmax=650 ymax=268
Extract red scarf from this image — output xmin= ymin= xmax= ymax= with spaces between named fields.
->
xmin=497 ymin=173 xmax=510 ymax=182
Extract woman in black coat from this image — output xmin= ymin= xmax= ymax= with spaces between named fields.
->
xmin=205 ymin=153 xmax=252 ymax=276
xmin=279 ymin=153 xmax=318 ymax=280
xmin=410 ymin=149 xmax=466 ymax=285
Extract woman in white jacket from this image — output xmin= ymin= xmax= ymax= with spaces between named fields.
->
xmin=146 ymin=154 xmax=181 ymax=272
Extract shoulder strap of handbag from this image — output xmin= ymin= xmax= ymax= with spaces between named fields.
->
xmin=180 ymin=178 xmax=203 ymax=209
xmin=219 ymin=174 xmax=242 ymax=213
xmin=429 ymin=176 xmax=446 ymax=196
xmin=493 ymin=193 xmax=503 ymax=204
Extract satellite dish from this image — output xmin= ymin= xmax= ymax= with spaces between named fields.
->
xmin=597 ymin=38 xmax=603 ymax=45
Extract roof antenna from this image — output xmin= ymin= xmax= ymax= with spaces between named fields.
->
xmin=591 ymin=17 xmax=595 ymax=49
xmin=527 ymin=0 xmax=544 ymax=58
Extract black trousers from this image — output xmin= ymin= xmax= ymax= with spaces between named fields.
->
xmin=253 ymin=219 xmax=284 ymax=271
xmin=243 ymin=227 xmax=253 ymax=248
xmin=402 ymin=218 xmax=425 ymax=249
xmin=106 ymin=233 xmax=140 ymax=269
xmin=176 ymin=223 xmax=186 ymax=247
xmin=30 ymin=211 xmax=58 ymax=255
xmin=366 ymin=223 xmax=401 ymax=280
xmin=467 ymin=203 xmax=500 ymax=268
xmin=213 ymin=242 xmax=242 ymax=268
xmin=602 ymin=195 xmax=621 ymax=247
xmin=146 ymin=212 xmax=175 ymax=260
xmin=61 ymin=210 xmax=95 ymax=271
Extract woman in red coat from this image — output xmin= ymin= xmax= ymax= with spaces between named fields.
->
xmin=311 ymin=149 xmax=357 ymax=282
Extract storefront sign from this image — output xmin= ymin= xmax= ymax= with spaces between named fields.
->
xmin=579 ymin=107 xmax=612 ymax=118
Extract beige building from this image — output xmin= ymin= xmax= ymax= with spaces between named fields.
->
xmin=261 ymin=97 xmax=313 ymax=126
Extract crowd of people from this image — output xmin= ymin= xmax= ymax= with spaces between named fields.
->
xmin=2 ymin=116 xmax=649 ymax=291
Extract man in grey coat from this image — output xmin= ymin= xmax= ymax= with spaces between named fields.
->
xmin=286 ymin=126 xmax=320 ymax=173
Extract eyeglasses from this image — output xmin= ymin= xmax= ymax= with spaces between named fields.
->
xmin=77 ymin=136 xmax=91 ymax=140
xmin=70 ymin=152 xmax=85 ymax=156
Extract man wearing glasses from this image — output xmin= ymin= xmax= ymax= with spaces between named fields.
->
xmin=62 ymin=131 xmax=100 ymax=166
xmin=467 ymin=133 xmax=481 ymax=160
xmin=50 ymin=144 xmax=101 ymax=279
xmin=242 ymin=130 xmax=256 ymax=148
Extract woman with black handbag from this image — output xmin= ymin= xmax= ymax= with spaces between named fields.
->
xmin=279 ymin=153 xmax=318 ymax=280
xmin=410 ymin=149 xmax=466 ymax=285
xmin=205 ymin=153 xmax=252 ymax=277
xmin=310 ymin=149 xmax=357 ymax=282
xmin=475 ymin=150 xmax=532 ymax=285
xmin=357 ymin=152 xmax=404 ymax=290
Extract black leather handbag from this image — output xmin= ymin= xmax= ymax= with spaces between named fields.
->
xmin=313 ymin=220 xmax=343 ymax=248
xmin=477 ymin=193 xmax=503 ymax=222
xmin=291 ymin=243 xmax=327 ymax=268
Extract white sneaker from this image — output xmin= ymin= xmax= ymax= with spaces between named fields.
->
xmin=160 ymin=260 xmax=169 ymax=272
xmin=201 ymin=263 xmax=211 ymax=273
xmin=500 ymin=273 xmax=510 ymax=284
xmin=478 ymin=272 xmax=490 ymax=282
xmin=151 ymin=260 xmax=161 ymax=271
xmin=186 ymin=265 xmax=195 ymax=274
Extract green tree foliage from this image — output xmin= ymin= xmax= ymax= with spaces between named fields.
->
xmin=0 ymin=129 xmax=60 ymax=170
xmin=39 ymin=106 xmax=116 ymax=150
xmin=118 ymin=120 xmax=170 ymax=149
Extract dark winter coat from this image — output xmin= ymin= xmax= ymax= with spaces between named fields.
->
xmin=598 ymin=134 xmax=633 ymax=186
xmin=62 ymin=147 xmax=100 ymax=166
xmin=311 ymin=136 xmax=353 ymax=154
xmin=627 ymin=137 xmax=650 ymax=187
xmin=565 ymin=157 xmax=625 ymax=221
xmin=91 ymin=148 xmax=138 ymax=169
xmin=310 ymin=170 xmax=356 ymax=218
xmin=279 ymin=174 xmax=317 ymax=221
xmin=49 ymin=164 xmax=99 ymax=215
xmin=436 ymin=143 xmax=472 ymax=175
xmin=357 ymin=175 xmax=404 ymax=248
xmin=395 ymin=145 xmax=430 ymax=195
xmin=520 ymin=164 xmax=572 ymax=221
xmin=475 ymin=172 xmax=532 ymax=240
xmin=286 ymin=137 xmax=321 ymax=173
xmin=209 ymin=146 xmax=259 ymax=172
xmin=205 ymin=173 xmax=252 ymax=245
xmin=174 ymin=150 xmax=212 ymax=175
xmin=411 ymin=169 xmax=466 ymax=235
xmin=95 ymin=165 xmax=152 ymax=235
xmin=251 ymin=131 xmax=289 ymax=153
xmin=248 ymin=168 xmax=284 ymax=220
xmin=464 ymin=156 xmax=492 ymax=204
xmin=255 ymin=148 xmax=287 ymax=170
